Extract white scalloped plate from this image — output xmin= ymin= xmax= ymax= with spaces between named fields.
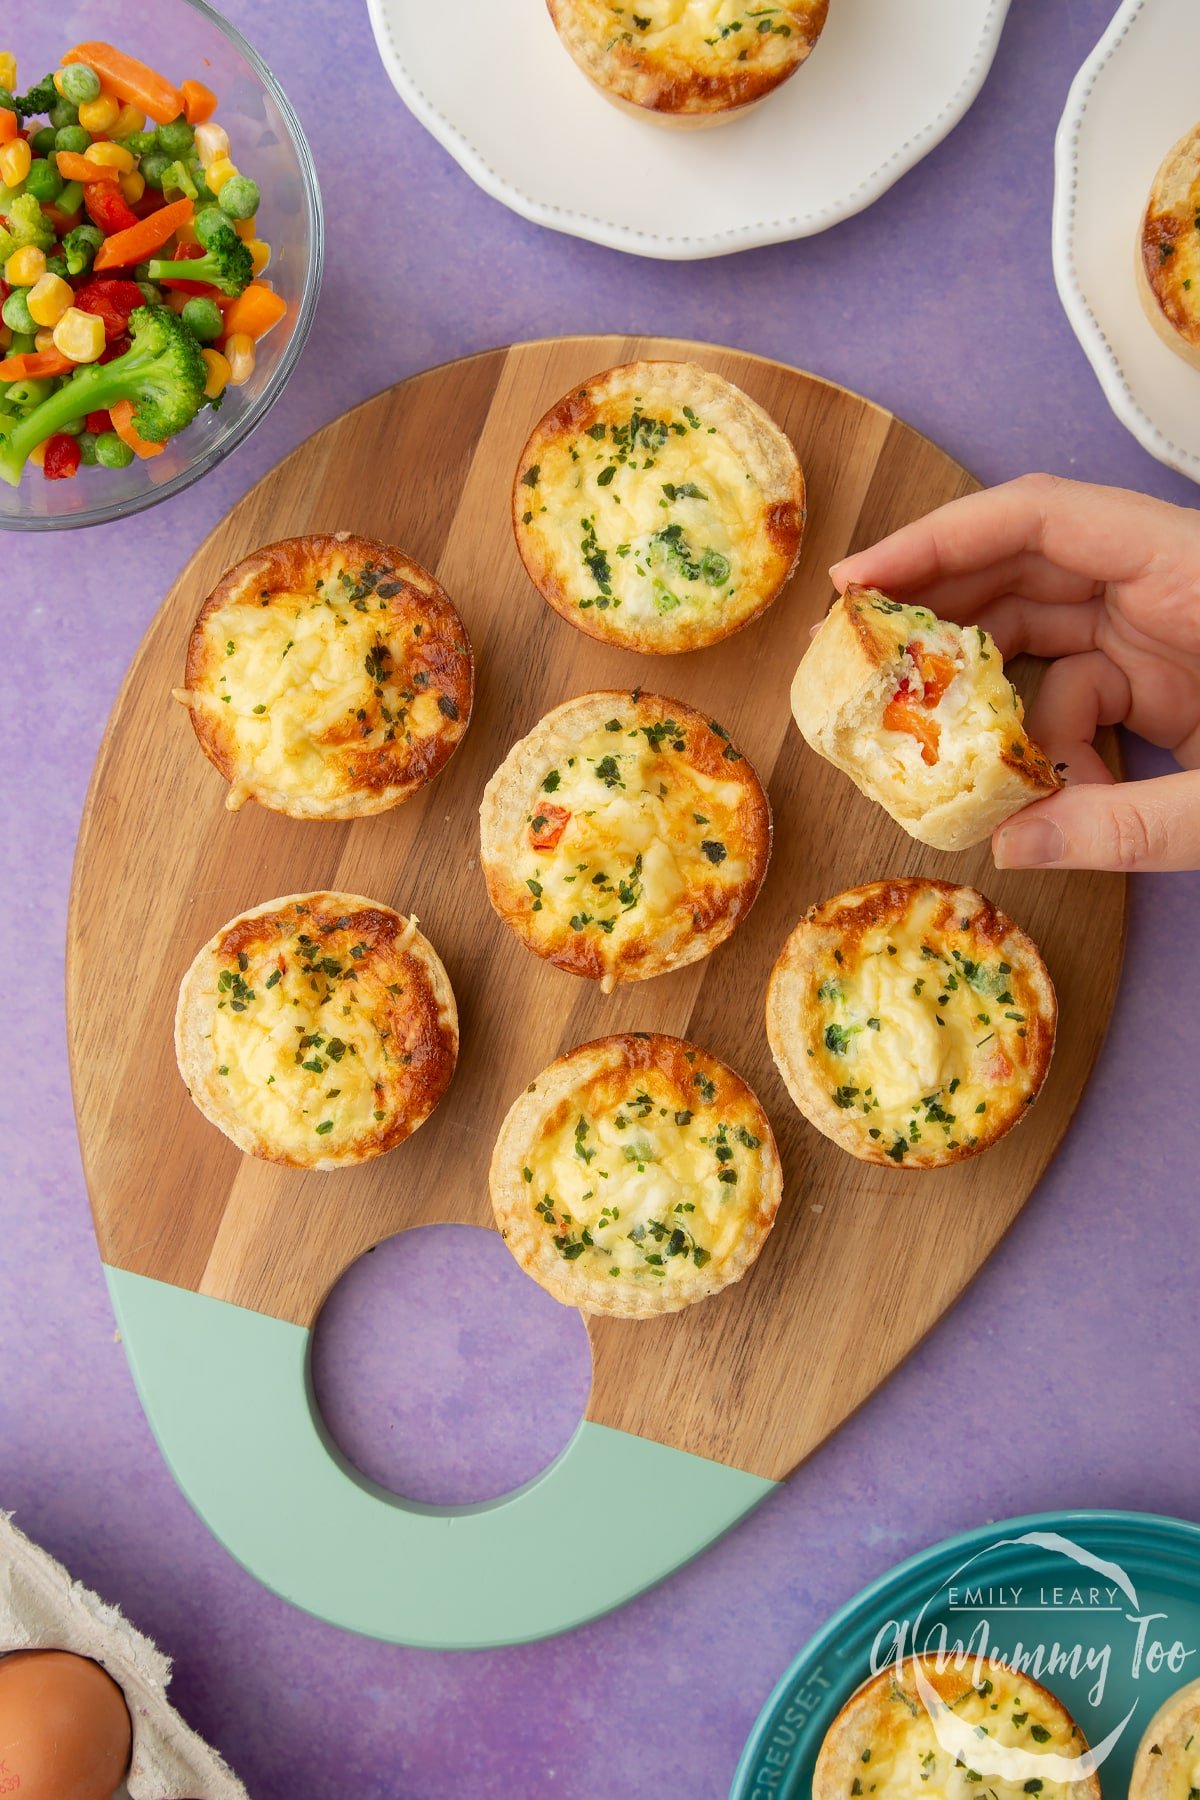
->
xmin=367 ymin=0 xmax=1011 ymax=260
xmin=1053 ymin=0 xmax=1200 ymax=484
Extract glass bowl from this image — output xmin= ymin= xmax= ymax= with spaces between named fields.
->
xmin=1 ymin=0 xmax=323 ymax=531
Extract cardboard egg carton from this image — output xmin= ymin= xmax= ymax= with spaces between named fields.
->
xmin=0 ymin=1513 xmax=247 ymax=1800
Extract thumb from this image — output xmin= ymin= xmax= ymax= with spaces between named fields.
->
xmin=992 ymin=770 xmax=1200 ymax=873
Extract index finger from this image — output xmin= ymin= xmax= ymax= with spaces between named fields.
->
xmin=829 ymin=473 xmax=1181 ymax=602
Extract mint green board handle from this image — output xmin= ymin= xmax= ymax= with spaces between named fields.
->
xmin=107 ymin=1267 xmax=775 ymax=1649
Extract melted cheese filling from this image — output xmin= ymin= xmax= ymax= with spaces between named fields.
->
xmin=812 ymin=894 xmax=1036 ymax=1159
xmin=205 ymin=927 xmax=405 ymax=1155
xmin=840 ymin=1667 xmax=1086 ymax=1798
xmin=526 ymin=1073 xmax=763 ymax=1286
xmin=849 ymin=599 xmax=1027 ymax=788
xmin=585 ymin=0 xmax=806 ymax=68
xmin=194 ymin=588 xmax=449 ymax=802
xmin=523 ymin=400 xmax=763 ymax=628
xmin=521 ymin=718 xmax=751 ymax=947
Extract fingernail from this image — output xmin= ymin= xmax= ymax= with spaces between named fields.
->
xmin=994 ymin=819 xmax=1065 ymax=869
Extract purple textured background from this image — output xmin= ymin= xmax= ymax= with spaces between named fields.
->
xmin=3 ymin=2 xmax=1199 ymax=1795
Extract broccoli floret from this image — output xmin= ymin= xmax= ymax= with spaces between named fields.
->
xmin=62 ymin=223 xmax=105 ymax=277
xmin=147 ymin=225 xmax=253 ymax=298
xmin=0 ymin=306 xmax=207 ymax=487
xmin=13 ymin=73 xmax=59 ymax=120
xmin=0 ymin=193 xmax=56 ymax=258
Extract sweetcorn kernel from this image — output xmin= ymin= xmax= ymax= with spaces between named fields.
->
xmin=33 ymin=327 xmax=55 ymax=351
xmin=52 ymin=306 xmax=106 ymax=363
xmin=109 ymin=102 xmax=145 ymax=140
xmin=233 ymin=215 xmax=256 ymax=242
xmin=78 ymin=92 xmax=121 ymax=133
xmin=0 ymin=136 xmax=31 ymax=187
xmin=200 ymin=346 xmax=231 ymax=398
xmin=247 ymin=238 xmax=270 ymax=277
xmin=193 ymin=122 xmax=229 ymax=169
xmin=118 ymin=169 xmax=145 ymax=205
xmin=4 ymin=244 xmax=46 ymax=286
xmin=224 ymin=331 xmax=255 ymax=385
xmin=26 ymin=272 xmax=73 ymax=327
xmin=28 ymin=440 xmax=48 ymax=467
xmin=206 ymin=154 xmax=237 ymax=193
xmin=0 ymin=54 xmax=16 ymax=92
xmin=87 ymin=140 xmax=135 ymax=173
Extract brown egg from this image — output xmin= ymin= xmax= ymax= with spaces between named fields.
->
xmin=0 ymin=1649 xmax=132 ymax=1800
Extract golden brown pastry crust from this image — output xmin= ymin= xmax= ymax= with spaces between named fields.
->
xmin=479 ymin=689 xmax=771 ymax=991
xmin=490 ymin=1032 xmax=782 ymax=1316
xmin=174 ymin=891 xmax=458 ymax=1170
xmin=177 ymin=533 xmax=473 ymax=819
xmin=766 ymin=879 xmax=1056 ymax=1169
xmin=1137 ymin=123 xmax=1200 ymax=370
xmin=546 ymin=0 xmax=829 ymax=125
xmin=513 ymin=360 xmax=804 ymax=653
xmin=790 ymin=586 xmax=1060 ymax=852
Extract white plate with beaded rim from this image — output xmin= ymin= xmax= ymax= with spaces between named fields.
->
xmin=1053 ymin=0 xmax=1200 ymax=484
xmin=367 ymin=0 xmax=1012 ymax=261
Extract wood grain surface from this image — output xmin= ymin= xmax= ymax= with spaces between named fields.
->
xmin=67 ymin=337 xmax=1126 ymax=1483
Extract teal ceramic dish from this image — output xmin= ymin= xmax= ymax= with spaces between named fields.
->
xmin=732 ymin=1509 xmax=1200 ymax=1797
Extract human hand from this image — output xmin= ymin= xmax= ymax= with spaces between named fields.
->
xmin=829 ymin=473 xmax=1200 ymax=872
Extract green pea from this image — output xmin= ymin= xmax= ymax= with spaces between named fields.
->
xmin=1 ymin=290 xmax=36 ymax=336
xmin=193 ymin=205 xmax=229 ymax=248
xmin=48 ymin=100 xmax=80 ymax=132
xmin=95 ymin=431 xmax=134 ymax=469
xmin=124 ymin=129 xmax=156 ymax=158
xmin=54 ymin=124 xmax=91 ymax=154
xmin=156 ymin=117 xmax=195 ymax=157
xmin=218 ymin=174 xmax=260 ymax=221
xmin=5 ymin=331 xmax=35 ymax=357
xmin=181 ymin=296 xmax=224 ymax=342
xmin=59 ymin=64 xmax=102 ymax=106
xmin=32 ymin=126 xmax=57 ymax=155
xmin=77 ymin=429 xmax=100 ymax=466
xmin=55 ymin=414 xmax=86 ymax=436
xmin=24 ymin=158 xmax=64 ymax=203
xmin=140 ymin=149 xmax=171 ymax=192
xmin=136 ymin=280 xmax=164 ymax=307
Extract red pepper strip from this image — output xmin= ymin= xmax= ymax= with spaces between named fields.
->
xmin=43 ymin=434 xmax=82 ymax=480
xmin=75 ymin=279 xmax=145 ymax=340
xmin=529 ymin=805 xmax=571 ymax=852
xmin=86 ymin=410 xmax=112 ymax=433
xmin=85 ymin=183 xmax=139 ymax=236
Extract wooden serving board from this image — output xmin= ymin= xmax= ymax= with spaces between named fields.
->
xmin=67 ymin=338 xmax=1126 ymax=1645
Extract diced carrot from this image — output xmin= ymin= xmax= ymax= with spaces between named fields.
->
xmin=63 ymin=42 xmax=184 ymax=126
xmin=110 ymin=398 xmax=165 ymax=459
xmin=882 ymin=698 xmax=941 ymax=766
xmin=910 ymin=647 xmax=957 ymax=708
xmin=43 ymin=204 xmax=83 ymax=235
xmin=0 ymin=110 xmax=16 ymax=146
xmin=0 ymin=347 xmax=76 ymax=381
xmin=54 ymin=149 xmax=120 ymax=185
xmin=180 ymin=79 xmax=218 ymax=125
xmin=219 ymin=281 xmax=286 ymax=342
xmin=92 ymin=196 xmax=194 ymax=270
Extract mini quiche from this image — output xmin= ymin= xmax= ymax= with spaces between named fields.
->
xmin=791 ymin=586 xmax=1061 ymax=852
xmin=1129 ymin=1676 xmax=1200 ymax=1800
xmin=513 ymin=361 xmax=804 ymax=653
xmin=479 ymin=689 xmax=771 ymax=991
xmin=175 ymin=533 xmax=473 ymax=819
xmin=814 ymin=1657 xmax=1100 ymax=1799
xmin=546 ymin=0 xmax=830 ymax=129
xmin=766 ymin=880 xmax=1056 ymax=1169
xmin=175 ymin=892 xmax=458 ymax=1170
xmin=490 ymin=1033 xmax=782 ymax=1316
xmin=1138 ymin=124 xmax=1200 ymax=370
